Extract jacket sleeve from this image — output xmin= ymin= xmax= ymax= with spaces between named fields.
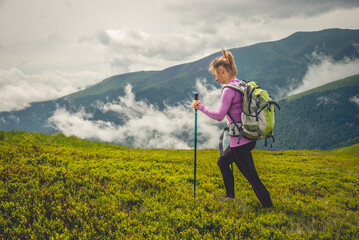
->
xmin=197 ymin=87 xmax=234 ymax=121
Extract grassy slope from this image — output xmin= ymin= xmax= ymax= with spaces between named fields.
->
xmin=331 ymin=143 xmax=359 ymax=155
xmin=1 ymin=131 xmax=358 ymax=239
xmin=267 ymin=74 xmax=359 ymax=150
xmin=284 ymin=74 xmax=359 ymax=102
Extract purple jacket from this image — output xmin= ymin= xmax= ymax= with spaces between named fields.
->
xmin=198 ymin=79 xmax=252 ymax=147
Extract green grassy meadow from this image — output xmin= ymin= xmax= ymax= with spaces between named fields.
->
xmin=1 ymin=131 xmax=358 ymax=239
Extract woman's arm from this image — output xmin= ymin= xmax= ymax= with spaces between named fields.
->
xmin=197 ymin=88 xmax=234 ymax=121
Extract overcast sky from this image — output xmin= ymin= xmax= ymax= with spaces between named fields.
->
xmin=1 ymin=0 xmax=359 ymax=111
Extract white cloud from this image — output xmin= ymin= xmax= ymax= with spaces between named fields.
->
xmin=0 ymin=0 xmax=358 ymax=112
xmin=288 ymin=52 xmax=359 ymax=96
xmin=167 ymin=0 xmax=355 ymax=28
xmin=350 ymin=95 xmax=359 ymax=107
xmin=49 ymin=79 xmax=224 ymax=149
xmin=86 ymin=28 xmax=217 ymax=73
xmin=1 ymin=0 xmax=357 ymax=76
xmin=0 ymin=68 xmax=104 ymax=112
xmin=316 ymin=94 xmax=340 ymax=106
xmin=48 ymin=108 xmax=119 ymax=143
xmin=80 ymin=2 xmax=359 ymax=75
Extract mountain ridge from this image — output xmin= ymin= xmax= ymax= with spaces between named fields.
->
xmin=64 ymin=28 xmax=359 ymax=106
xmin=267 ymin=74 xmax=359 ymax=150
xmin=285 ymin=73 xmax=359 ymax=101
xmin=1 ymin=28 xmax=359 ymax=150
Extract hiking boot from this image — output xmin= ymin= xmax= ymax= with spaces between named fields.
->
xmin=222 ymin=195 xmax=235 ymax=202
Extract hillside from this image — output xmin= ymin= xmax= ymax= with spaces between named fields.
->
xmin=264 ymin=74 xmax=359 ymax=150
xmin=67 ymin=28 xmax=359 ymax=106
xmin=331 ymin=143 xmax=359 ymax=155
xmin=0 ymin=28 xmax=359 ymax=151
xmin=0 ymin=131 xmax=358 ymax=239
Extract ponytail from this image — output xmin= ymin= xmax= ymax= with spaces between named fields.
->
xmin=209 ymin=49 xmax=237 ymax=77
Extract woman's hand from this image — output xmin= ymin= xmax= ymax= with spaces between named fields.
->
xmin=191 ymin=100 xmax=202 ymax=109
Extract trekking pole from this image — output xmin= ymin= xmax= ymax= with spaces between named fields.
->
xmin=193 ymin=92 xmax=199 ymax=197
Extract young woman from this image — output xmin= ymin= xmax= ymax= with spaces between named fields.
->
xmin=191 ymin=49 xmax=273 ymax=208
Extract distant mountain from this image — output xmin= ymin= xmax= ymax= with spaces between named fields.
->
xmin=67 ymin=28 xmax=359 ymax=106
xmin=1 ymin=28 xmax=359 ymax=150
xmin=260 ymin=74 xmax=359 ymax=150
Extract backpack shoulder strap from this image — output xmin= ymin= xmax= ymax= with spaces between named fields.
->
xmin=222 ymin=81 xmax=247 ymax=94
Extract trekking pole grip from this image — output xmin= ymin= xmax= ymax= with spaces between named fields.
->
xmin=194 ymin=92 xmax=199 ymax=101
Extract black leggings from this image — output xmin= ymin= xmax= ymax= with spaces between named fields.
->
xmin=217 ymin=141 xmax=273 ymax=208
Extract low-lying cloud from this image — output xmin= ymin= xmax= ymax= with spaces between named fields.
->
xmin=49 ymin=79 xmax=224 ymax=149
xmin=350 ymin=95 xmax=359 ymax=108
xmin=288 ymin=52 xmax=359 ymax=96
xmin=0 ymin=68 xmax=104 ymax=112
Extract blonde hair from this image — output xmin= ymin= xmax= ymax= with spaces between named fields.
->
xmin=209 ymin=49 xmax=237 ymax=77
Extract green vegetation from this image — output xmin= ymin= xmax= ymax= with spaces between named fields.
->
xmin=331 ymin=143 xmax=359 ymax=155
xmin=268 ymin=74 xmax=359 ymax=151
xmin=284 ymin=74 xmax=359 ymax=102
xmin=1 ymin=131 xmax=358 ymax=239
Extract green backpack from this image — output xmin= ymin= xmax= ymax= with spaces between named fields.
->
xmin=219 ymin=81 xmax=280 ymax=155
